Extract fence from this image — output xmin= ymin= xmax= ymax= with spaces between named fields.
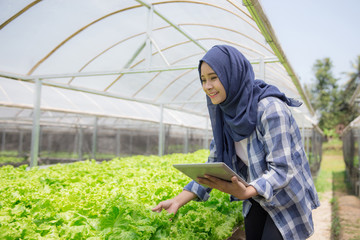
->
xmin=302 ymin=127 xmax=323 ymax=177
xmin=342 ymin=127 xmax=360 ymax=196
xmin=0 ymin=122 xmax=212 ymax=167
xmin=1 ymin=122 xmax=323 ymax=177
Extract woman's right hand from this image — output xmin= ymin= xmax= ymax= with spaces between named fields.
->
xmin=152 ymin=190 xmax=197 ymax=215
xmin=152 ymin=199 xmax=181 ymax=215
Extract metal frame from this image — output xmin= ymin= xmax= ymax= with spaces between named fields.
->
xmin=0 ymin=0 xmax=319 ymax=167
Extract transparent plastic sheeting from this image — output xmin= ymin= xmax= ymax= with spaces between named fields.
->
xmin=0 ymin=0 xmax=316 ymax=130
xmin=0 ymin=78 xmax=209 ymax=130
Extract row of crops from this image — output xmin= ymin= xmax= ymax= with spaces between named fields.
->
xmin=0 ymin=151 xmax=121 ymax=167
xmin=0 ymin=150 xmax=243 ymax=239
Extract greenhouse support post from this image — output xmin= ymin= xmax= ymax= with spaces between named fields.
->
xmin=39 ymin=127 xmax=43 ymax=154
xmin=30 ymin=78 xmax=42 ymax=168
xmin=116 ymin=129 xmax=121 ymax=157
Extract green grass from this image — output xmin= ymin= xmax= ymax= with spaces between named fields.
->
xmin=322 ymin=138 xmax=343 ymax=154
xmin=331 ymin=197 xmax=341 ymax=239
xmin=314 ymin=139 xmax=345 ymax=194
xmin=314 ymin=167 xmax=332 ymax=193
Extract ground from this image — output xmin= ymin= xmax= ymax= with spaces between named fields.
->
xmin=337 ymin=194 xmax=360 ymax=240
xmin=309 ymin=191 xmax=332 ymax=240
xmin=309 ymin=151 xmax=360 ymax=240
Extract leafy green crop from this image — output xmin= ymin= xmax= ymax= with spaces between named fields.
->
xmin=0 ymin=155 xmax=26 ymax=164
xmin=0 ymin=150 xmax=243 ymax=239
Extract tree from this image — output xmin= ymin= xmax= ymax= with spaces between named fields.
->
xmin=340 ymin=55 xmax=360 ymax=125
xmin=310 ymin=58 xmax=339 ymax=131
xmin=306 ymin=56 xmax=360 ymax=138
xmin=343 ymin=55 xmax=360 ymax=96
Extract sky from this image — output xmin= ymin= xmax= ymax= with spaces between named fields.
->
xmin=260 ymin=0 xmax=360 ymax=87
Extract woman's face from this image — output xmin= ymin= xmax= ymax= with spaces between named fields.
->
xmin=200 ymin=62 xmax=226 ymax=105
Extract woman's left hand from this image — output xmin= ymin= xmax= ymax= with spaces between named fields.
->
xmin=197 ymin=175 xmax=258 ymax=200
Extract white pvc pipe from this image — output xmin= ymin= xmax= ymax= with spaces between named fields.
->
xmin=30 ymin=78 xmax=42 ymax=168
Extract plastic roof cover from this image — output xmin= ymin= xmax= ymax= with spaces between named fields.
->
xmin=0 ymin=0 xmax=316 ymax=130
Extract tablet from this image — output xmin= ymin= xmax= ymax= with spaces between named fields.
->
xmin=173 ymin=162 xmax=249 ymax=187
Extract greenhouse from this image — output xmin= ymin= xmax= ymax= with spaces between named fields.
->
xmin=342 ymin=112 xmax=360 ymax=197
xmin=341 ymin=76 xmax=360 ymax=197
xmin=0 ymin=0 xmax=324 ymax=239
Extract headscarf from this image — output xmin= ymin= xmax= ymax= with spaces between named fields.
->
xmin=199 ymin=45 xmax=301 ymax=172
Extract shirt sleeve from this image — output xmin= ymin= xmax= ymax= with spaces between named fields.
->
xmin=183 ymin=139 xmax=217 ymax=201
xmin=250 ymin=100 xmax=296 ymax=202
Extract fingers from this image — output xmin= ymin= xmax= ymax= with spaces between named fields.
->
xmin=152 ymin=201 xmax=179 ymax=217
xmin=199 ymin=175 xmax=245 ymax=195
xmin=197 ymin=175 xmax=224 ymax=189
xmin=198 ymin=174 xmax=215 ymax=183
xmin=197 ymin=176 xmax=212 ymax=187
xmin=203 ymin=174 xmax=217 ymax=180
xmin=151 ymin=206 xmax=161 ymax=213
xmin=231 ymin=176 xmax=246 ymax=188
xmin=231 ymin=176 xmax=238 ymax=183
xmin=166 ymin=206 xmax=178 ymax=215
xmin=152 ymin=203 xmax=164 ymax=213
xmin=198 ymin=174 xmax=225 ymax=185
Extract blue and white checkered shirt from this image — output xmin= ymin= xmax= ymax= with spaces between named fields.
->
xmin=184 ymin=97 xmax=320 ymax=239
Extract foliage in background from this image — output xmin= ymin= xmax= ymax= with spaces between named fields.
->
xmin=343 ymin=55 xmax=360 ymax=97
xmin=0 ymin=150 xmax=243 ymax=240
xmin=305 ymin=56 xmax=360 ymax=138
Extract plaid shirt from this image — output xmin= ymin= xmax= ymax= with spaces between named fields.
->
xmin=184 ymin=97 xmax=320 ymax=239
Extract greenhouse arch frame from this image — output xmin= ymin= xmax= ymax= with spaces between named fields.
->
xmin=0 ymin=0 xmax=322 ymax=172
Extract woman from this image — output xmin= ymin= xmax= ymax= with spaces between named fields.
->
xmin=152 ymin=45 xmax=320 ymax=239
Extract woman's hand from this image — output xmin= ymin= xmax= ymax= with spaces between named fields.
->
xmin=197 ymin=175 xmax=257 ymax=200
xmin=152 ymin=199 xmax=181 ymax=215
xmin=152 ymin=190 xmax=196 ymax=215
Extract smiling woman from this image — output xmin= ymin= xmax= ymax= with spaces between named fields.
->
xmin=153 ymin=45 xmax=320 ymax=240
xmin=200 ymin=62 xmax=227 ymax=105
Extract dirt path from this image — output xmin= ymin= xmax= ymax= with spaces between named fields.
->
xmin=337 ymin=194 xmax=360 ymax=239
xmin=308 ymin=191 xmax=332 ymax=240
